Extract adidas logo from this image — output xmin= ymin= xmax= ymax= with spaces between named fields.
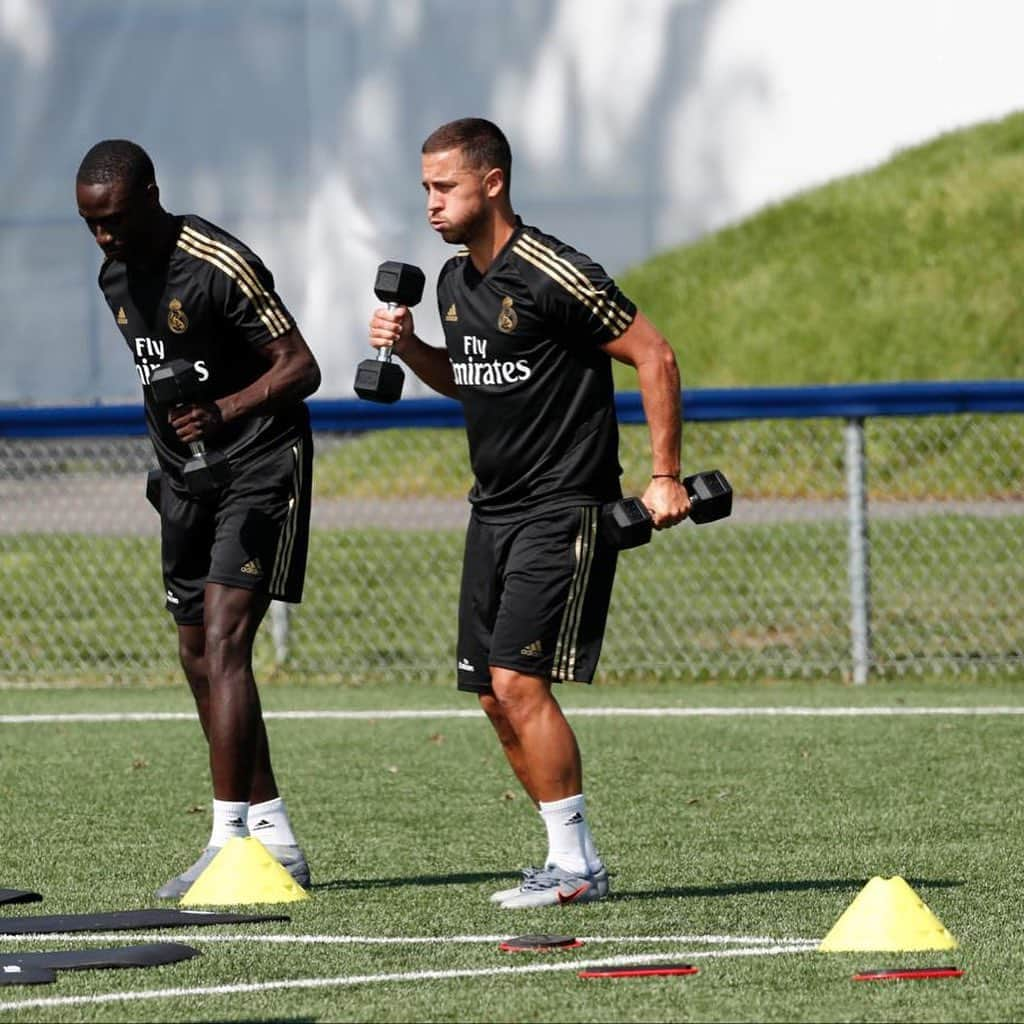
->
xmin=458 ymin=658 xmax=475 ymax=672
xmin=165 ymin=589 xmax=180 ymax=606
xmin=251 ymin=818 xmax=272 ymax=831
xmin=116 ymin=306 xmax=128 ymax=325
xmin=520 ymin=640 xmax=543 ymax=657
xmin=563 ymin=811 xmax=585 ymax=826
xmin=240 ymin=558 xmax=263 ymax=577
xmin=444 ymin=303 xmax=458 ymax=322
xmin=226 ymin=817 xmax=245 ymax=828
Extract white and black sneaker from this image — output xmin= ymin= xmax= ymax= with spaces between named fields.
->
xmin=499 ymin=864 xmax=609 ymax=909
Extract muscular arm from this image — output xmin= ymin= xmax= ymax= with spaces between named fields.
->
xmin=601 ymin=312 xmax=691 ymax=526
xmin=170 ymin=327 xmax=321 ymax=443
xmin=369 ymin=306 xmax=457 ymax=399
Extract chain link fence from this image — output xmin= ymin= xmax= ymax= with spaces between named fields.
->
xmin=1 ymin=388 xmax=1022 ymax=685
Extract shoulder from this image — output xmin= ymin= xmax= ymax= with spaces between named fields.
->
xmin=174 ymin=214 xmax=277 ymax=292
xmin=437 ymin=250 xmax=469 ymax=290
xmin=507 ymin=222 xmax=612 ymax=303
xmin=508 ymin=223 xmax=603 ymax=293
xmin=179 ymin=214 xmax=257 ymax=256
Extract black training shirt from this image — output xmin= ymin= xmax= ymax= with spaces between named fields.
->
xmin=436 ymin=217 xmax=636 ymax=521
xmin=97 ymin=214 xmax=309 ymax=481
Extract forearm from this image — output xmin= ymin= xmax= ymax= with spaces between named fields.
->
xmin=217 ymin=332 xmax=321 ymax=425
xmin=397 ymin=334 xmax=458 ymax=399
xmin=635 ymin=345 xmax=682 ymax=476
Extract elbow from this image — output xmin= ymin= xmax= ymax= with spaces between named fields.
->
xmin=304 ymin=361 xmax=322 ymax=399
xmin=642 ymin=337 xmax=680 ymax=386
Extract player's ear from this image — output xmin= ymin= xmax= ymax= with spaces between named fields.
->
xmin=144 ymin=182 xmax=161 ymax=208
xmin=483 ymin=167 xmax=505 ymax=200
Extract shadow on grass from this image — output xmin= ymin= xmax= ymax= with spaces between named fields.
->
xmin=310 ymin=870 xmax=519 ymax=893
xmin=609 ymin=877 xmax=965 ymax=902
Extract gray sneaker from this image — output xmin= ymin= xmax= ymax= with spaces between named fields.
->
xmin=499 ymin=864 xmax=609 ymax=909
xmin=261 ymin=843 xmax=311 ymax=889
xmin=155 ymin=843 xmax=311 ymax=899
xmin=155 ymin=846 xmax=222 ymax=900
xmin=490 ymin=866 xmax=541 ymax=904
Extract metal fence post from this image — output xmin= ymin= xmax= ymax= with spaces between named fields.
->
xmin=844 ymin=417 xmax=872 ymax=683
xmin=270 ymin=600 xmax=290 ymax=665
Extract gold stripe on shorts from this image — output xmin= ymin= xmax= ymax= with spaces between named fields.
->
xmin=270 ymin=441 xmax=303 ymax=595
xmin=552 ymin=506 xmax=598 ymax=681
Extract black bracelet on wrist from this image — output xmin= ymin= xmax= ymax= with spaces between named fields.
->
xmin=651 ymin=473 xmax=680 ymax=480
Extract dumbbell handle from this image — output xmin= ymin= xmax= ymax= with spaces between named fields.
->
xmin=377 ymin=301 xmax=398 ymax=364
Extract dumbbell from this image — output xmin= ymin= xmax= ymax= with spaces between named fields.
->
xmin=354 ymin=261 xmax=426 ymax=403
xmin=601 ymin=469 xmax=733 ymax=550
xmin=149 ymin=358 xmax=231 ymax=497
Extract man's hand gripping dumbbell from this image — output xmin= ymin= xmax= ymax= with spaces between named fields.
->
xmin=602 ymin=469 xmax=733 ymax=549
xmin=356 ymin=261 xmax=426 ymax=403
xmin=149 ymin=358 xmax=231 ymax=497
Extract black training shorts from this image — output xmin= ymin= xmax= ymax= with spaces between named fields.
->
xmin=456 ymin=505 xmax=618 ymax=692
xmin=159 ymin=436 xmax=313 ymax=624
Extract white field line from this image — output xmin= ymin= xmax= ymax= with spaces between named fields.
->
xmin=0 ymin=931 xmax=819 ymax=947
xmin=3 ymin=705 xmax=1024 ymax=724
xmin=0 ymin=942 xmax=816 ymax=1014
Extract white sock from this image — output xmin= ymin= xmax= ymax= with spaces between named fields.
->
xmin=247 ymin=797 xmax=298 ymax=847
xmin=536 ymin=806 xmax=603 ymax=873
xmin=209 ymin=799 xmax=249 ymax=847
xmin=539 ymin=794 xmax=594 ymax=876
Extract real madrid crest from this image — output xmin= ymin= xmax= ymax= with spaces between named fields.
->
xmin=167 ymin=298 xmax=189 ymax=334
xmin=497 ymin=295 xmax=518 ymax=333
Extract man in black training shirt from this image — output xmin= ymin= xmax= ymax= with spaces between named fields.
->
xmin=76 ymin=140 xmax=321 ymax=898
xmin=368 ymin=119 xmax=691 ymax=907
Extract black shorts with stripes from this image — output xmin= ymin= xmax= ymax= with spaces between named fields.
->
xmin=158 ymin=435 xmax=313 ymax=624
xmin=456 ymin=505 xmax=619 ymax=692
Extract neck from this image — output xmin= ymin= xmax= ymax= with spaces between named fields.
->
xmin=137 ymin=210 xmax=178 ymax=267
xmin=467 ymin=207 xmax=517 ymax=274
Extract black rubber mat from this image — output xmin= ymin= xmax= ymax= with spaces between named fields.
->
xmin=0 ymin=942 xmax=199 ymax=971
xmin=0 ymin=965 xmax=56 ymax=986
xmin=0 ymin=889 xmax=42 ymax=906
xmin=0 ymin=908 xmax=288 ymax=935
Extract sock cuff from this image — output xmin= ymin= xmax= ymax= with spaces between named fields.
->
xmin=249 ymin=797 xmax=285 ymax=816
xmin=539 ymin=793 xmax=586 ymax=815
xmin=213 ymin=799 xmax=249 ymax=817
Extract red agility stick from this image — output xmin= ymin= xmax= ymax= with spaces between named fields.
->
xmin=853 ymin=967 xmax=964 ymax=982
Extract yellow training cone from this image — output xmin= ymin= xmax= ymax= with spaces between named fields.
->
xmin=180 ymin=837 xmax=310 ymax=906
xmin=818 ymin=875 xmax=957 ymax=952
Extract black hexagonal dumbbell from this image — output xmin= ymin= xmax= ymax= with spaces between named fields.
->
xmin=149 ymin=358 xmax=231 ymax=497
xmin=601 ymin=469 xmax=733 ymax=550
xmin=354 ymin=261 xmax=426 ymax=404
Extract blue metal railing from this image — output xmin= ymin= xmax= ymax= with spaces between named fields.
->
xmin=2 ymin=380 xmax=1022 ymax=438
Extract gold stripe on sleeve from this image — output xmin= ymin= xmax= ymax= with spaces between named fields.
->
xmin=181 ymin=225 xmax=291 ymax=336
xmin=514 ymin=234 xmax=632 ymax=333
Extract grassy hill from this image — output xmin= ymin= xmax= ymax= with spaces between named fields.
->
xmin=618 ymin=111 xmax=1024 ymax=387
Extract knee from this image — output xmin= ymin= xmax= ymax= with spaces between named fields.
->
xmin=489 ymin=670 xmax=550 ymax=726
xmin=202 ymin=617 xmax=251 ymax=674
xmin=177 ymin=633 xmax=206 ymax=685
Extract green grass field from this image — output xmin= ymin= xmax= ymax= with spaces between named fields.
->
xmin=1 ymin=679 xmax=1023 ymax=1022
